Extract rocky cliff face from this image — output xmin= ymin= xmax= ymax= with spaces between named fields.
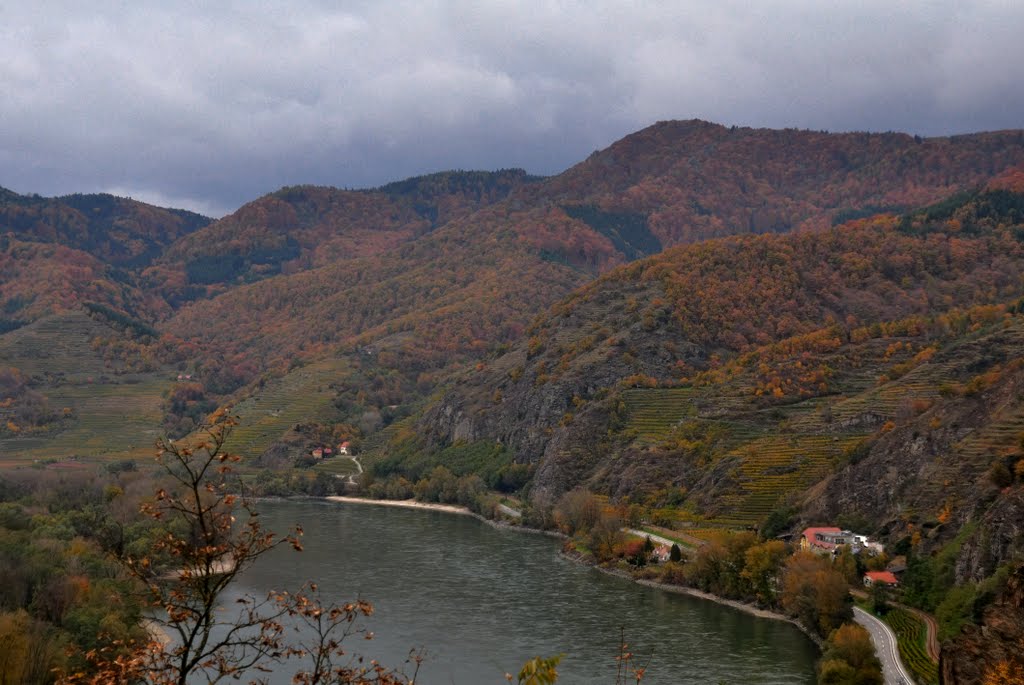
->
xmin=941 ymin=564 xmax=1024 ymax=684
xmin=803 ymin=324 xmax=1024 ymax=576
xmin=421 ymin=277 xmax=704 ymax=503
xmin=956 ymin=487 xmax=1024 ymax=585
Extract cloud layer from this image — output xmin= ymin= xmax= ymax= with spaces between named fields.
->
xmin=3 ymin=1 xmax=1023 ymax=216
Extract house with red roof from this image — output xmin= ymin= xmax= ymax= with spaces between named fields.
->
xmin=652 ymin=545 xmax=671 ymax=563
xmin=863 ymin=571 xmax=899 ymax=587
xmin=800 ymin=527 xmax=852 ymax=553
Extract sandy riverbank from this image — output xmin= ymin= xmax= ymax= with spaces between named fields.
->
xmin=325 ymin=495 xmax=473 ymax=515
xmin=321 ymin=495 xmax=565 ymax=540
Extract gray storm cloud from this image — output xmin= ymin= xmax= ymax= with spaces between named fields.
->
xmin=2 ymin=1 xmax=1022 ymax=217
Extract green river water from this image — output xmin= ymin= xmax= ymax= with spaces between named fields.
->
xmin=229 ymin=499 xmax=818 ymax=684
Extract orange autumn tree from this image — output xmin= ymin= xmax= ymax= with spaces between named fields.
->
xmin=59 ymin=407 xmax=419 ymax=685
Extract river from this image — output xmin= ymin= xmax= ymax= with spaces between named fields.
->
xmin=229 ymin=499 xmax=818 ymax=684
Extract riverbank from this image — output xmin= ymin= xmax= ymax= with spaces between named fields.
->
xmin=322 ymin=495 xmax=565 ymax=540
xmin=560 ymin=547 xmax=824 ymax=649
xmin=256 ymin=497 xmax=821 ymax=682
xmin=141 ymin=618 xmax=171 ymax=647
xmin=325 ymin=495 xmax=472 ymax=515
xmin=323 ymin=495 xmax=819 ymax=648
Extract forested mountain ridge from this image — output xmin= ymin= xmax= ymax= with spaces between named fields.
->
xmin=149 ymin=169 xmax=538 ymax=301
xmin=135 ymin=124 xmax=1024 ymax=398
xmin=0 ymin=188 xmax=210 ymax=267
xmin=537 ymin=120 xmax=1024 ymax=244
xmin=0 ymin=190 xmax=212 ymax=326
xmin=3 ymin=122 xmax=1024 ymax=464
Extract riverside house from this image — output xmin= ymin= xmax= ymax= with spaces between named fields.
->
xmin=863 ymin=571 xmax=900 ymax=587
xmin=800 ymin=527 xmax=848 ymax=553
xmin=801 ymin=526 xmax=885 ymax=557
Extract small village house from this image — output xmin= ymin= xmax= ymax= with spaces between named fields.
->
xmin=800 ymin=526 xmax=882 ymax=556
xmin=863 ymin=570 xmax=899 ymax=587
xmin=652 ymin=544 xmax=671 ymax=563
xmin=800 ymin=527 xmax=845 ymax=553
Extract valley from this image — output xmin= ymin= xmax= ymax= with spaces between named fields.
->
xmin=2 ymin=122 xmax=1024 ymax=683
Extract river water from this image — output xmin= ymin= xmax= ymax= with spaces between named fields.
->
xmin=230 ymin=499 xmax=817 ymax=684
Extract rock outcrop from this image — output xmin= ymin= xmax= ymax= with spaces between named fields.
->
xmin=941 ymin=564 xmax=1024 ymax=684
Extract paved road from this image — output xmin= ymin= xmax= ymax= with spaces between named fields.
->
xmin=854 ymin=606 xmax=915 ymax=685
xmin=496 ymin=503 xmax=522 ymax=518
xmin=333 ymin=455 xmax=364 ymax=485
xmin=850 ymin=589 xmax=939 ymax=663
xmin=623 ymin=528 xmax=679 ymax=548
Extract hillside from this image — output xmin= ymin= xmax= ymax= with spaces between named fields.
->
xmin=143 ymin=125 xmax=1024 ymax=403
xmin=406 ymin=187 xmax=1024 ymax=562
xmin=534 ymin=121 xmax=1024 ymax=245
xmin=149 ymin=170 xmax=538 ymax=302
xmin=0 ymin=187 xmax=210 ymax=267
xmin=0 ymin=189 xmax=211 ymax=328
xmin=4 ymin=122 xmax=1024 ymax=468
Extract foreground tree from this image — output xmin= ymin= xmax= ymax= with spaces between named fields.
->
xmin=817 ymin=623 xmax=882 ymax=685
xmin=780 ymin=552 xmax=852 ymax=637
xmin=59 ymin=407 xmax=418 ymax=685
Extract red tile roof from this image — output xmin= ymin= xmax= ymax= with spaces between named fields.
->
xmin=865 ymin=571 xmax=899 ymax=585
xmin=802 ymin=526 xmax=842 ymax=548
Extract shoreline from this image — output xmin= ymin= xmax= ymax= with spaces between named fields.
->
xmin=321 ymin=495 xmax=564 ymax=539
xmin=638 ymin=579 xmax=822 ymax=647
xmin=561 ymin=548 xmax=823 ymax=648
xmin=319 ymin=494 xmax=819 ymax=646
xmin=325 ymin=495 xmax=472 ymax=515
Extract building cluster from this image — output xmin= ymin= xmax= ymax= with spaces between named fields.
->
xmin=310 ymin=441 xmax=351 ymax=460
xmin=800 ymin=526 xmax=899 ymax=588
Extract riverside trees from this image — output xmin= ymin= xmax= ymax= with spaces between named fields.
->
xmin=59 ymin=407 xmax=418 ymax=685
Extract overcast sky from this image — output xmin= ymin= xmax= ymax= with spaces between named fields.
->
xmin=3 ymin=1 xmax=1023 ymax=217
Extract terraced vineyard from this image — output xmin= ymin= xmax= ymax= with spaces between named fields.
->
xmin=884 ymin=608 xmax=939 ymax=684
xmin=830 ymin=361 xmax=956 ymax=427
xmin=0 ymin=309 xmax=175 ymax=463
xmin=709 ymin=433 xmax=868 ymax=526
xmin=358 ymin=419 xmax=409 ymax=460
xmin=623 ymin=387 xmax=695 ymax=445
xmin=675 ymin=527 xmax=735 ymax=541
xmin=0 ymin=376 xmax=169 ymax=463
xmin=826 ymin=320 xmax=1024 ymax=430
xmin=225 ymin=358 xmax=352 ymax=460
xmin=956 ymin=404 xmax=1024 ymax=461
xmin=0 ymin=311 xmax=120 ymax=379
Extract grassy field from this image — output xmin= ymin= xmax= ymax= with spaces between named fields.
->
xmin=312 ymin=455 xmax=360 ymax=478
